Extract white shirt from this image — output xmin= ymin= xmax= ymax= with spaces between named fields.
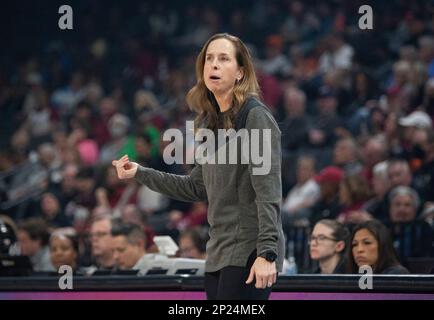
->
xmin=319 ymin=44 xmax=354 ymax=73
xmin=282 ymin=179 xmax=320 ymax=213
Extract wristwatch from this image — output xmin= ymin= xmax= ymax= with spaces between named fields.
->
xmin=260 ymin=251 xmax=277 ymax=262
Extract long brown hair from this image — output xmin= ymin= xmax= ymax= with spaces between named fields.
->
xmin=340 ymin=174 xmax=373 ymax=206
xmin=186 ymin=33 xmax=261 ymax=131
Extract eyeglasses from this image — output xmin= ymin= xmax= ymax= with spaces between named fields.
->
xmin=308 ymin=235 xmax=337 ymax=245
xmin=89 ymin=231 xmax=110 ymax=239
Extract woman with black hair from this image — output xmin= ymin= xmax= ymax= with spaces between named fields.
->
xmin=49 ymin=228 xmax=81 ymax=273
xmin=348 ymin=219 xmax=409 ymax=274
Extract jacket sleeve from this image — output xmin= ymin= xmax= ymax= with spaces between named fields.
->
xmin=245 ymin=106 xmax=282 ymax=258
xmin=134 ymin=165 xmax=208 ymax=202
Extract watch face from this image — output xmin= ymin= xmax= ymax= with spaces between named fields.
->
xmin=266 ymin=252 xmax=277 ymax=262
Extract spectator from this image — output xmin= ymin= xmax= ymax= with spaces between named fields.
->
xmin=49 ymin=228 xmax=80 ymax=272
xmin=282 ymin=156 xmax=320 ymax=227
xmin=168 ymin=201 xmax=208 ymax=234
xmin=68 ymin=126 xmax=99 ymax=166
xmin=120 ymin=204 xmax=158 ymax=253
xmin=39 ymin=192 xmax=72 ymax=228
xmin=387 ymin=60 xmax=413 ymax=113
xmin=111 ymin=222 xmax=156 ymax=271
xmin=93 ymin=97 xmax=117 ymax=146
xmin=178 ymin=227 xmax=207 ymax=259
xmin=22 ymin=84 xmax=54 ymax=145
xmin=89 ymin=216 xmax=115 ymax=270
xmin=308 ymin=166 xmax=343 ymax=226
xmin=309 ymin=219 xmax=349 ymax=274
xmin=17 ymin=218 xmax=55 ymax=272
xmin=388 ymin=186 xmax=420 ymax=223
xmin=360 ymin=135 xmax=389 ymax=184
xmin=413 ymin=129 xmax=434 ymax=203
xmin=418 ymin=36 xmax=434 ymax=78
xmin=368 ymin=159 xmax=415 ymax=223
xmin=384 ymin=112 xmax=401 ymax=157
xmin=280 ymin=86 xmax=310 ymax=151
xmin=318 ymin=33 xmax=354 ymax=75
xmin=348 ymin=220 xmax=409 ymax=274
xmin=260 ymin=35 xmax=291 ymax=76
xmin=99 ymin=113 xmax=136 ymax=164
xmin=55 ymin=163 xmax=78 ymax=206
xmin=95 ymin=165 xmax=138 ymax=217
xmin=51 ymin=72 xmax=86 ymax=118
xmin=364 ymin=161 xmax=391 ymax=222
xmin=332 ymin=137 xmax=363 ymax=175
xmin=337 ymin=174 xmax=373 ymax=224
xmin=308 ymin=86 xmax=342 ymax=148
xmin=36 ymin=142 xmax=63 ymax=186
xmin=423 ymin=78 xmax=434 ymax=118
xmin=135 ymin=132 xmax=159 ymax=169
xmin=74 ymin=166 xmax=97 ymax=209
xmin=387 ymin=159 xmax=413 ymax=189
xmin=398 ymin=110 xmax=433 ymax=165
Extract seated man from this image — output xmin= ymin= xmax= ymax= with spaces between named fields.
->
xmin=17 ymin=218 xmax=54 ymax=272
xmin=388 ymin=186 xmax=419 ymax=223
xmin=387 ymin=186 xmax=433 ymax=258
xmin=89 ymin=216 xmax=116 ymax=271
xmin=111 ymin=222 xmax=153 ymax=271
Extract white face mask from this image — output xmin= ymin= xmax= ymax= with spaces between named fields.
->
xmin=110 ymin=125 xmax=127 ymax=138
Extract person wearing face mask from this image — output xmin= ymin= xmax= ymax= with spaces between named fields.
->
xmin=112 ymin=33 xmax=284 ymax=300
xmin=347 ymin=220 xmax=409 ymax=274
xmin=99 ymin=113 xmax=137 ymax=165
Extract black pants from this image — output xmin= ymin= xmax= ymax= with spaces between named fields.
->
xmin=204 ymin=250 xmax=273 ymax=300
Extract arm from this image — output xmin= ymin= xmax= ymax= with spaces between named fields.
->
xmin=112 ymin=155 xmax=207 ymax=202
xmin=247 ymin=107 xmax=282 ymax=258
xmin=245 ymin=106 xmax=282 ymax=289
xmin=135 ymin=165 xmax=207 ymax=202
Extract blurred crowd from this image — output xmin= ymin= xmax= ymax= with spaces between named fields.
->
xmin=1 ymin=0 xmax=434 ymax=274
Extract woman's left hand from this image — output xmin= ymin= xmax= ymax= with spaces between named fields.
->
xmin=246 ymin=257 xmax=277 ymax=289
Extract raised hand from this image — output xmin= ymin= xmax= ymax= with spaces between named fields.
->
xmin=112 ymin=155 xmax=138 ymax=179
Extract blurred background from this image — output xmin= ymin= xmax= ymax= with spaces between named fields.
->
xmin=1 ymin=0 xmax=434 ymax=275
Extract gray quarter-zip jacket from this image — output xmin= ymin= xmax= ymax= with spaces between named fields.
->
xmin=135 ymin=96 xmax=285 ymax=272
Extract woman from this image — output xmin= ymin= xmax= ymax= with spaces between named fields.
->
xmin=337 ymin=174 xmax=373 ymax=224
xmin=112 ymin=33 xmax=284 ymax=299
xmin=40 ymin=192 xmax=72 ymax=229
xmin=282 ymin=156 xmax=320 ymax=227
xmin=49 ymin=228 xmax=80 ymax=273
xmin=348 ymin=220 xmax=409 ymax=274
xmin=309 ymin=219 xmax=349 ymax=274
